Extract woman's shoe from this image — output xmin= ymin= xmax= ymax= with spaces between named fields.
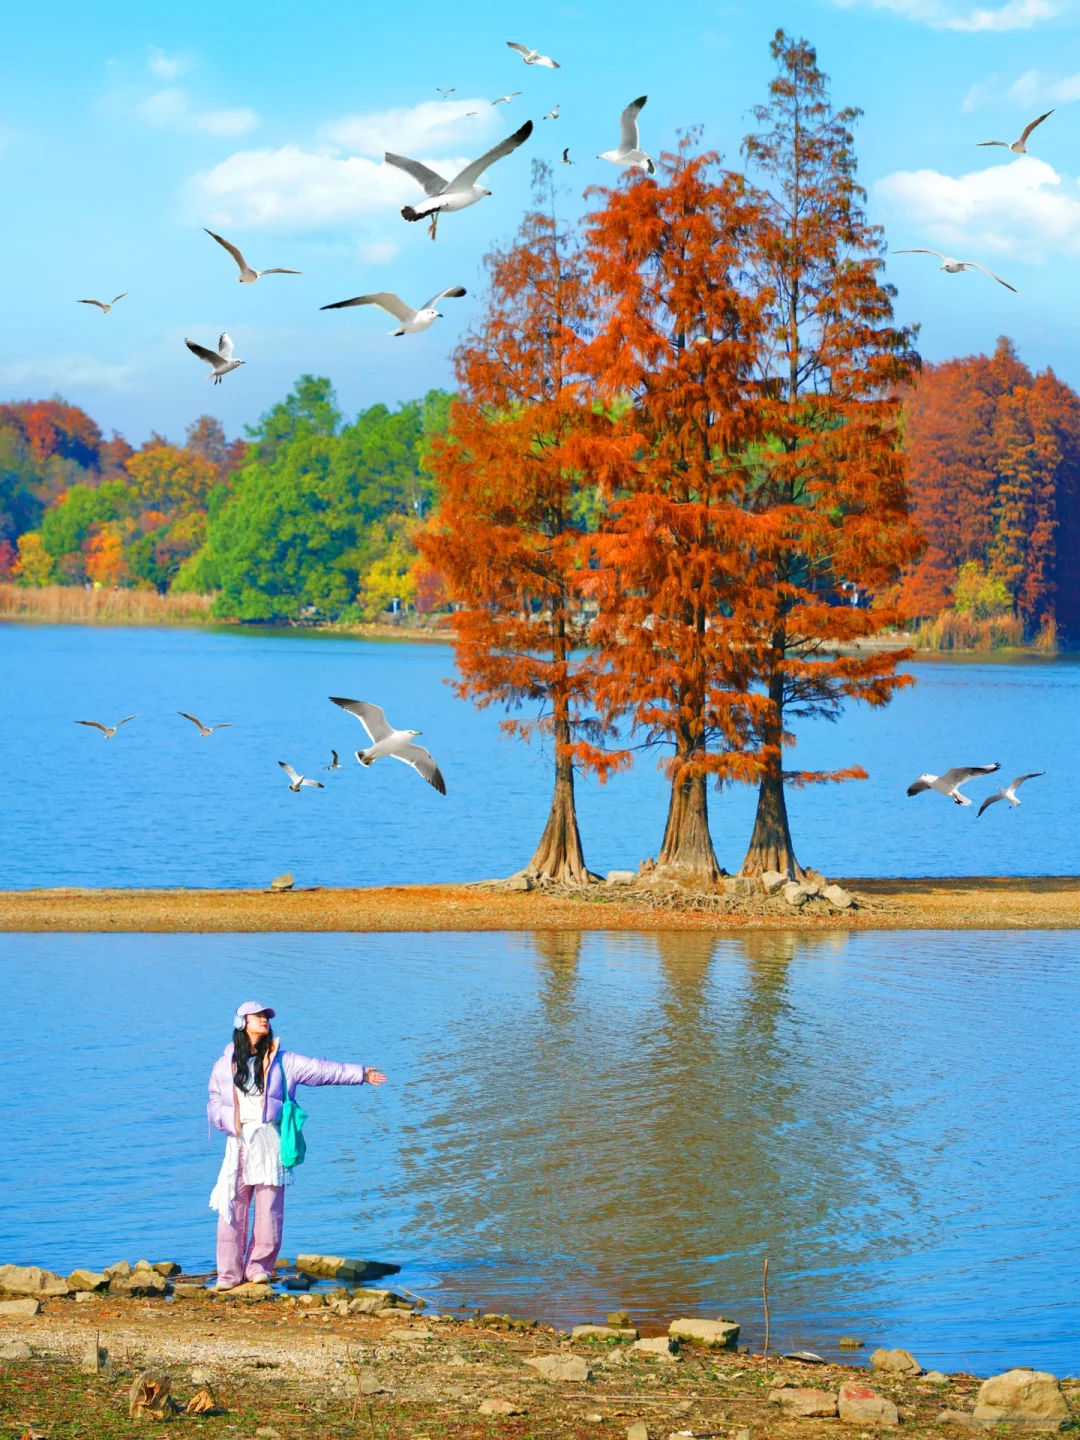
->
xmin=245 ymin=1271 xmax=272 ymax=1285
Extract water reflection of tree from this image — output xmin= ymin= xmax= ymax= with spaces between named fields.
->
xmin=532 ymin=931 xmax=583 ymax=1024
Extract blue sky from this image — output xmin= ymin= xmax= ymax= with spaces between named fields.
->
xmin=3 ymin=0 xmax=1080 ymax=443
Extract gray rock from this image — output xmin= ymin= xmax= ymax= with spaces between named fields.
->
xmin=838 ymin=1382 xmax=899 ymax=1427
xmin=479 ymin=1399 xmax=524 ymax=1415
xmin=294 ymin=1254 xmax=399 ymax=1283
xmin=255 ymin=1429 xmax=282 ymax=1439
xmin=668 ymin=1317 xmax=740 ymax=1350
xmin=0 ymin=1297 xmax=42 ymax=1316
xmin=783 ymin=882 xmax=810 ymax=908
xmin=152 ymin=1262 xmax=181 ymax=1277
xmin=572 ymin=1324 xmax=639 ymax=1341
xmin=270 ymin=873 xmax=294 ymax=892
xmin=104 ymin=1260 xmax=131 ymax=1280
xmin=760 ymin=870 xmax=787 ymax=895
xmin=81 ymin=1341 xmax=108 ymax=1375
xmin=768 ymin=1386 xmax=838 ymax=1418
xmin=923 ymin=1372 xmax=949 ymax=1383
xmin=627 ymin=1423 xmax=650 ymax=1440
xmin=723 ymin=878 xmax=754 ymax=898
xmin=110 ymin=1271 xmax=166 ymax=1297
xmin=191 ymin=1367 xmax=219 ymax=1386
xmin=936 ymin=1410 xmax=990 ymax=1429
xmin=74 ymin=1292 xmax=94 ymax=1303
xmin=606 ymin=870 xmax=638 ymax=886
xmin=173 ymin=1283 xmax=209 ymax=1300
xmin=505 ymin=873 xmax=533 ymax=892
xmin=631 ymin=1337 xmax=678 ymax=1361
xmin=219 ymin=1282 xmax=273 ymax=1302
xmin=870 ymin=1347 xmax=922 ymax=1376
xmin=839 ymin=1336 xmax=865 ymax=1349
xmin=972 ymin=1370 xmax=1069 ymax=1430
xmin=378 ymin=1306 xmax=415 ymax=1318
xmin=68 ymin=1268 xmax=108 ymax=1291
xmin=387 ymin=1328 xmax=433 ymax=1341
xmin=0 ymin=1264 xmax=72 ymax=1297
xmin=524 ymin=1354 xmax=593 ymax=1382
xmin=823 ymin=883 xmax=855 ymax=909
xmin=1 ymin=1341 xmax=33 ymax=1360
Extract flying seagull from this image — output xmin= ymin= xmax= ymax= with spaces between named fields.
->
xmin=178 ymin=711 xmax=233 ymax=737
xmin=325 ymin=750 xmax=343 ymax=771
xmin=385 ymin=120 xmax=533 ymax=240
xmin=329 ymin=696 xmax=447 ymax=795
xmin=543 ymin=105 xmax=560 ymax=121
xmin=507 ymin=41 xmax=560 ymax=68
xmin=560 ymin=147 xmax=574 ymax=165
xmin=907 ymin=763 xmax=1001 ymax=806
xmin=599 ymin=95 xmax=655 ymax=175
xmin=892 ymin=249 xmax=1017 ymax=292
xmin=278 ymin=762 xmax=324 ymax=793
xmin=977 ymin=771 xmax=1045 ymax=818
xmin=977 ymin=110 xmax=1053 ymax=155
xmin=320 ymin=285 xmax=466 ymax=335
xmin=492 ymin=92 xmax=522 ymax=105
xmin=185 ymin=333 xmax=245 ymax=383
xmin=436 ymin=87 xmax=456 ymax=98
xmin=75 ymin=716 xmax=135 ymax=739
xmin=78 ymin=293 xmax=127 ymax=314
xmin=204 ymin=229 xmax=302 ymax=283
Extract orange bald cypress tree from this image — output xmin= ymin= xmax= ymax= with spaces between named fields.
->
xmin=420 ymin=165 xmax=606 ymax=884
xmin=580 ymin=142 xmax=769 ymax=883
xmin=737 ymin=32 xmax=922 ymax=878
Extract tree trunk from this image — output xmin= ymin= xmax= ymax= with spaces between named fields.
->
xmin=740 ymin=762 xmax=803 ymax=879
xmin=656 ymin=761 xmax=722 ymax=886
xmin=526 ymin=718 xmax=590 ymax=884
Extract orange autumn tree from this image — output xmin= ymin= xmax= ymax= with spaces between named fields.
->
xmin=580 ymin=142 xmax=769 ymax=884
xmin=420 ymin=164 xmax=606 ymax=884
xmin=737 ymin=32 xmax=923 ymax=878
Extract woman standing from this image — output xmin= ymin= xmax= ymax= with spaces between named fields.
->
xmin=207 ymin=1001 xmax=386 ymax=1289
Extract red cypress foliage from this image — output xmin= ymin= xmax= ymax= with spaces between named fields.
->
xmin=0 ymin=399 xmax=103 ymax=471
xmin=1033 ymin=370 xmax=1080 ymax=639
xmin=419 ymin=164 xmax=607 ymax=883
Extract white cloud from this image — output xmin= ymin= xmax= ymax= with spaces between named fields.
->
xmin=322 ymin=99 xmax=496 ymax=156
xmin=147 ymin=47 xmax=190 ymax=80
xmin=136 ymin=87 xmax=258 ymax=138
xmin=356 ymin=240 xmax=399 ymax=264
xmin=876 ymin=155 xmax=1080 ymax=258
xmin=0 ymin=355 xmax=135 ymax=392
xmin=963 ymin=66 xmax=1080 ymax=109
xmin=830 ymin=0 xmax=1063 ymax=29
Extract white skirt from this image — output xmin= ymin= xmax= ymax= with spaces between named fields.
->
xmin=209 ymin=1122 xmax=289 ymax=1217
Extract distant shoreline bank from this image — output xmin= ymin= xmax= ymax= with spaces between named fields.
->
xmin=2 ymin=876 xmax=1078 ymax=932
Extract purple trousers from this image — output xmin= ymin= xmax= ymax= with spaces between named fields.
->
xmin=215 ymin=1154 xmax=284 ymax=1286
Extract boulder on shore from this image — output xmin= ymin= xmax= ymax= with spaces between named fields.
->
xmin=0 ymin=1298 xmax=41 ymax=1317
xmin=479 ymin=1399 xmax=524 ymax=1415
xmin=295 ymin=1254 xmax=400 ymax=1282
xmin=1 ymin=1341 xmax=33 ymax=1360
xmin=768 ymin=1386 xmax=838 ymax=1418
xmin=838 ymin=1382 xmax=899 ymax=1427
xmin=760 ymin=870 xmax=787 ymax=895
xmin=0 ymin=1264 xmax=72 ymax=1297
xmin=668 ymin=1317 xmax=740 ymax=1349
xmin=524 ymin=1354 xmax=593 ymax=1382
xmin=972 ymin=1370 xmax=1069 ymax=1430
xmin=572 ymin=1324 xmax=639 ymax=1340
xmin=631 ymin=1336 xmax=678 ymax=1361
xmin=870 ymin=1347 xmax=922 ymax=1376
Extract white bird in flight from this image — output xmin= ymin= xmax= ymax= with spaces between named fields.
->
xmin=78 ymin=293 xmax=127 ymax=314
xmin=325 ymin=750 xmax=343 ymax=771
xmin=907 ymin=763 xmax=1000 ymax=806
xmin=507 ymin=41 xmax=560 ymax=68
xmin=492 ymin=92 xmax=522 ymax=106
xmin=892 ymin=249 xmax=1017 ymax=292
xmin=178 ymin=711 xmax=233 ymax=737
xmin=330 ymin=697 xmax=447 ymax=795
xmin=543 ymin=105 xmax=560 ymax=121
xmin=385 ymin=121 xmax=533 ymax=240
xmin=204 ymin=230 xmax=303 ymax=283
xmin=977 ymin=771 xmax=1045 ymax=818
xmin=436 ymin=87 xmax=456 ymax=98
xmin=185 ymin=332 xmax=245 ymax=383
xmin=278 ymin=762 xmax=324 ymax=793
xmin=75 ymin=716 xmax=135 ymax=739
xmin=320 ymin=285 xmax=466 ymax=335
xmin=599 ymin=95 xmax=655 ymax=175
xmin=977 ymin=110 xmax=1053 ymax=155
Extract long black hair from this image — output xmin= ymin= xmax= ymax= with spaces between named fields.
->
xmin=232 ymin=1023 xmax=275 ymax=1092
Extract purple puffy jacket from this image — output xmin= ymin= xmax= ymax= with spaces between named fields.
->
xmin=207 ymin=1040 xmax=367 ymax=1136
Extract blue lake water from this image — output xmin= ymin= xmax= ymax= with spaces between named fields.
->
xmin=2 ymin=928 xmax=1077 ymax=1375
xmin=1 ymin=622 xmax=1078 ymax=886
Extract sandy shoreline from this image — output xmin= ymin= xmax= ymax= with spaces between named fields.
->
xmin=1 ymin=876 xmax=1079 ymax=932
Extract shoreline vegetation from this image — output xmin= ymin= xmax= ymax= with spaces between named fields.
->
xmin=3 ymin=1283 xmax=1069 ymax=1440
xmin=3 ymin=876 xmax=1079 ymax=932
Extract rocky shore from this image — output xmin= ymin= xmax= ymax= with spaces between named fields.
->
xmin=3 ymin=875 xmax=1080 ymax=932
xmin=0 ymin=1259 xmax=1075 ymax=1440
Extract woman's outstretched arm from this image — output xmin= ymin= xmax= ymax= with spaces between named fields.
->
xmin=284 ymin=1053 xmax=387 ymax=1089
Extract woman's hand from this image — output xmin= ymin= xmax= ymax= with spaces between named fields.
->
xmin=364 ymin=1067 xmax=387 ymax=1086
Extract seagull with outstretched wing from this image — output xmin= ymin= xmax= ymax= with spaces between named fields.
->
xmin=320 ymin=285 xmax=465 ymax=335
xmin=385 ymin=120 xmax=533 ymax=239
xmin=185 ymin=332 xmax=245 ymax=384
xmin=598 ymin=95 xmax=655 ymax=175
xmin=78 ymin=293 xmax=128 ymax=314
xmin=977 ymin=110 xmax=1053 ymax=154
xmin=893 ymin=248 xmax=1017 ymax=292
xmin=204 ymin=230 xmax=302 ymax=283
xmin=507 ymin=41 xmax=560 ymax=67
xmin=978 ymin=771 xmax=1045 ymax=817
xmin=907 ymin=763 xmax=1000 ymax=806
xmin=278 ymin=762 xmax=323 ymax=793
xmin=75 ymin=716 xmax=135 ymax=739
xmin=330 ymin=696 xmax=446 ymax=795
xmin=178 ymin=711 xmax=233 ymax=737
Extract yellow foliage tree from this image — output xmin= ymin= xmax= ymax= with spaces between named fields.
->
xmin=12 ymin=531 xmax=54 ymax=587
xmin=356 ymin=520 xmax=418 ymax=620
xmin=125 ymin=445 xmax=218 ymax=510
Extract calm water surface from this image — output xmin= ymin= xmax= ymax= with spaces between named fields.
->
xmin=1 ymin=623 xmax=1079 ymax=884
xmin=2 ymin=929 xmax=1076 ymax=1375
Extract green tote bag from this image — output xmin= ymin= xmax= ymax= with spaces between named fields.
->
xmin=277 ymin=1058 xmax=308 ymax=1169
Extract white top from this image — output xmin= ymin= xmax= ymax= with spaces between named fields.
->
xmin=208 ymin=1056 xmax=288 ymax=1216
xmin=236 ymin=1059 xmax=265 ymax=1125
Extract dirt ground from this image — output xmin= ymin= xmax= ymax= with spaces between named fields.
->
xmin=1 ymin=876 xmax=1080 ymax=933
xmin=1 ymin=1291 xmax=1061 ymax=1440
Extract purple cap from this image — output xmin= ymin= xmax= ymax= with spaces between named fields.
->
xmin=232 ymin=1000 xmax=276 ymax=1028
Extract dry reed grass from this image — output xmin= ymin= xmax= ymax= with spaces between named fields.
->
xmin=912 ymin=610 xmax=1026 ymax=651
xmin=0 ymin=583 xmax=217 ymax=625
